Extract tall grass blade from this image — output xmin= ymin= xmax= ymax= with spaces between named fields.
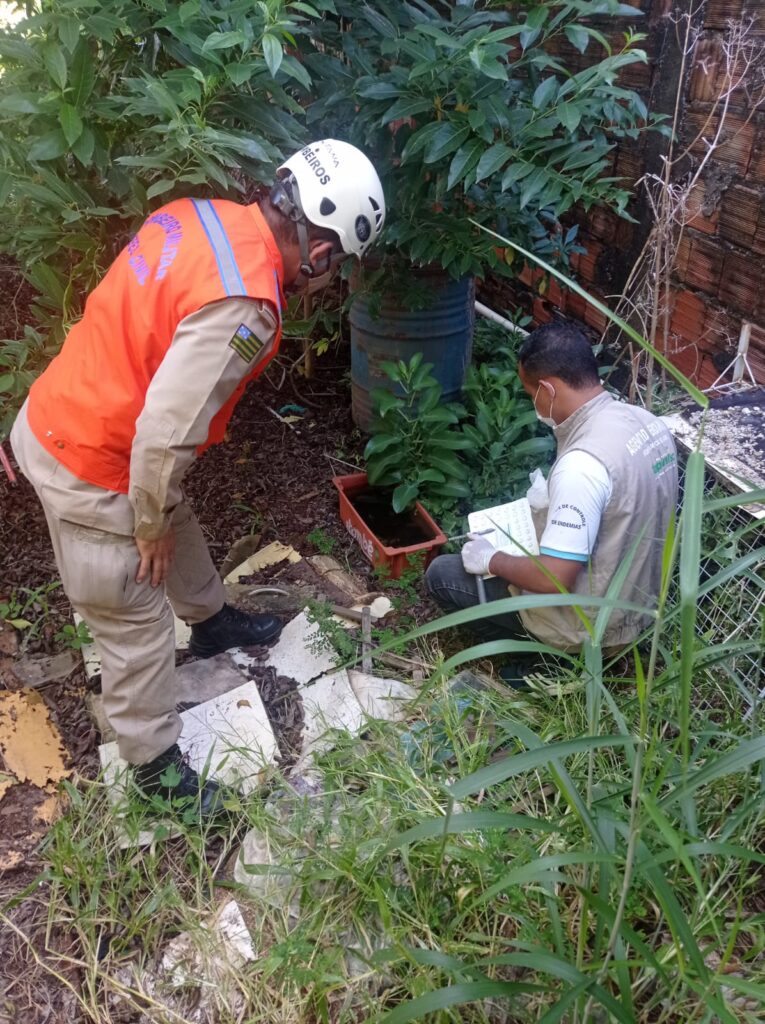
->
xmin=377 ymin=811 xmax=557 ymax=855
xmin=376 ymin=980 xmax=541 ymax=1023
xmin=679 ymin=451 xmax=704 ymax=774
xmin=659 ymin=735 xmax=765 ymax=807
xmin=449 ymin=735 xmax=634 ymax=798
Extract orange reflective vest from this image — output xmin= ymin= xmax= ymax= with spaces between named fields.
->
xmin=27 ymin=199 xmax=284 ymax=492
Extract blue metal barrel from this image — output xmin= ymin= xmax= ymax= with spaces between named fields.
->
xmin=350 ymin=272 xmax=475 ymax=431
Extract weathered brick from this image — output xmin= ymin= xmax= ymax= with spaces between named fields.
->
xmin=546 ymin=277 xmax=565 ymax=309
xmin=670 ymin=290 xmax=707 ymax=342
xmin=583 ymin=302 xmax=609 ymax=334
xmin=748 ymin=323 xmax=765 ymax=380
xmin=676 ymin=234 xmax=692 ymax=277
xmin=614 ymin=217 xmax=635 ymax=250
xmin=704 ymin=0 xmax=745 ymax=30
xmin=565 ymin=290 xmax=588 ymax=322
xmin=614 ymin=144 xmax=642 ymax=185
xmin=681 ymin=235 xmax=725 ymax=292
xmin=686 ymin=182 xmax=719 ymax=235
xmin=718 ymin=184 xmax=762 ymax=244
xmin=685 ymin=109 xmax=756 ymax=170
xmin=753 ymin=216 xmax=765 ymax=255
xmin=586 ymin=207 xmax=618 ymax=243
xmin=688 ymin=35 xmax=724 ymax=104
xmin=703 ymin=305 xmax=741 ymax=353
xmin=532 ymin=296 xmax=553 ymax=325
xmin=718 ymin=250 xmax=760 ymax=313
xmin=666 ymin=342 xmax=721 ymax=390
xmin=571 ymin=240 xmax=602 ymax=287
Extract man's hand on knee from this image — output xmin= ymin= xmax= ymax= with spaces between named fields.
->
xmin=136 ymin=529 xmax=176 ymax=587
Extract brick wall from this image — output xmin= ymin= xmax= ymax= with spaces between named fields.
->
xmin=488 ymin=0 xmax=765 ymax=389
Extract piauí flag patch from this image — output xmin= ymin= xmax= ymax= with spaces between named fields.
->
xmin=229 ymin=323 xmax=264 ymax=363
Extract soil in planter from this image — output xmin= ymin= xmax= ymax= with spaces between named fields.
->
xmin=349 ymin=488 xmax=433 ymax=548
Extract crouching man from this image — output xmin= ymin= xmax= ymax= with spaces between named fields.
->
xmin=426 ymin=322 xmax=678 ymax=677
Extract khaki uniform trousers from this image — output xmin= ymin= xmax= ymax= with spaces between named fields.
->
xmin=10 ymin=402 xmax=225 ymax=764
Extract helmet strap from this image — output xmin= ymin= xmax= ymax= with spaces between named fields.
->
xmin=269 ymin=176 xmax=314 ymax=290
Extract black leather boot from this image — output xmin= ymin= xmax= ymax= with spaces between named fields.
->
xmin=189 ymin=603 xmax=282 ymax=658
xmin=133 ymin=743 xmax=224 ymax=818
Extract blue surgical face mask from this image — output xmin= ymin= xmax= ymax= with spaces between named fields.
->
xmin=533 ymin=382 xmax=556 ymax=429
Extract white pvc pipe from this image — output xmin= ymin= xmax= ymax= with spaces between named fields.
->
xmin=732 ymin=321 xmax=751 ymax=383
xmin=475 ymin=300 xmax=529 ymax=337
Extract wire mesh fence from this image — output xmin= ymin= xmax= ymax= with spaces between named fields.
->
xmin=679 ymin=453 xmax=765 ymax=718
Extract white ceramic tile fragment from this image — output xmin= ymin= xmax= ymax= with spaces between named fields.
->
xmin=234 ymin=827 xmax=300 ymax=914
xmin=298 ymin=669 xmax=365 ymax=761
xmin=74 ymin=612 xmax=101 ymax=679
xmin=347 ymin=670 xmax=416 ymax=722
xmin=161 ymin=899 xmax=256 ymax=987
xmin=99 ymin=680 xmax=279 ymax=806
xmin=266 ymin=609 xmax=338 ymax=685
xmin=173 ymin=681 xmax=278 ymax=795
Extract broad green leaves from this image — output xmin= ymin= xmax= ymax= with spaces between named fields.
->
xmin=364 ymin=354 xmax=473 ymax=513
xmin=316 ymin=0 xmax=654 ymax=281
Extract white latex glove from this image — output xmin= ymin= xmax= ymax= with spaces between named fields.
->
xmin=461 ymin=533 xmax=496 ymax=576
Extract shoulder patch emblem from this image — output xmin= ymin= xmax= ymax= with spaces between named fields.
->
xmin=229 ymin=323 xmax=264 ymax=363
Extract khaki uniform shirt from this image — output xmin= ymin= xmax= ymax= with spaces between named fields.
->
xmin=128 ymin=297 xmax=278 ymax=540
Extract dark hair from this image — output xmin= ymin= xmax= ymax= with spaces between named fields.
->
xmin=517 ymin=321 xmax=600 ymax=388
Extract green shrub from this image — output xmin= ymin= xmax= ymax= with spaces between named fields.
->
xmin=364 ymin=353 xmax=474 ymax=514
xmin=309 ymin=0 xmax=661 ymax=285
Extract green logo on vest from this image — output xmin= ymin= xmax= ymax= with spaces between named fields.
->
xmin=652 ymin=452 xmax=676 ymax=475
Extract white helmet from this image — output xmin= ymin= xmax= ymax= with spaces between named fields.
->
xmin=274 ymin=139 xmax=385 ymax=259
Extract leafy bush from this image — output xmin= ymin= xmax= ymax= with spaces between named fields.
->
xmin=364 ymin=353 xmax=473 ymax=514
xmin=309 ymin=0 xmax=660 ymax=284
xmin=461 ymin=360 xmax=554 ymax=508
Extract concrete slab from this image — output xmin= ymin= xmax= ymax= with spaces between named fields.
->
xmin=86 ymin=653 xmax=251 ymax=748
xmin=10 ymin=650 xmax=78 ymax=689
xmin=266 ymin=610 xmax=338 ymax=685
xmin=175 ymin=653 xmax=250 ymax=705
xmin=99 ymin=680 xmax=279 ymax=802
xmin=347 ymin=670 xmax=416 ymax=722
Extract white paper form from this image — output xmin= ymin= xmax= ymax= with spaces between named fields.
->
xmin=467 ymin=498 xmax=540 ymax=568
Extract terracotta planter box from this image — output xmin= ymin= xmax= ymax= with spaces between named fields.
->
xmin=332 ymin=472 xmax=446 ymax=580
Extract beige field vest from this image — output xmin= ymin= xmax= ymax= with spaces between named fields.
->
xmin=521 ymin=392 xmax=678 ymax=650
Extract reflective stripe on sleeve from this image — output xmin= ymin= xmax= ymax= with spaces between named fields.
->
xmin=191 ymin=200 xmax=246 ymax=297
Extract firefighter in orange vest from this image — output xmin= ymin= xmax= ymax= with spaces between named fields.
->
xmin=10 ymin=140 xmax=386 ymax=817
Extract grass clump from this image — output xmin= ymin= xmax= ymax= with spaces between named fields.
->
xmin=14 ymin=462 xmax=765 ymax=1023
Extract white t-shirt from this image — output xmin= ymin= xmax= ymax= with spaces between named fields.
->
xmin=539 ymin=450 xmax=612 ymax=563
